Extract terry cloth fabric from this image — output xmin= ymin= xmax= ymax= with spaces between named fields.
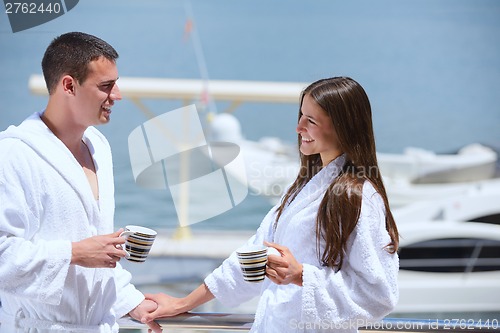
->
xmin=0 ymin=112 xmax=144 ymax=332
xmin=204 ymin=154 xmax=399 ymax=332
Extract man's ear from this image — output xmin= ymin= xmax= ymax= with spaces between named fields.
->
xmin=61 ymin=75 xmax=76 ymax=95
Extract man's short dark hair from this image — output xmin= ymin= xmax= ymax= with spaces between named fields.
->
xmin=41 ymin=32 xmax=119 ymax=94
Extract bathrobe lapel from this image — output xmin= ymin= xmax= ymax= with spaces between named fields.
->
xmin=273 ymin=155 xmax=345 ymax=242
xmin=0 ymin=113 xmax=101 ymax=227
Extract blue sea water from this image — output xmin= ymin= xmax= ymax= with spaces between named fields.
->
xmin=1 ymin=0 xmax=500 ymax=232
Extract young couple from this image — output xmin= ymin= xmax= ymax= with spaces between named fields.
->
xmin=0 ymin=31 xmax=398 ymax=333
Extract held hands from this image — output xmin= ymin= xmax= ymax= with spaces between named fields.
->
xmin=264 ymin=241 xmax=303 ymax=286
xmin=140 ymin=293 xmax=187 ymax=323
xmin=71 ymin=229 xmax=128 ymax=268
xmin=128 ymin=299 xmax=162 ymax=333
xmin=141 ymin=284 xmax=215 ymax=325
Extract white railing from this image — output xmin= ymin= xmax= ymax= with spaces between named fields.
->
xmin=118 ymin=313 xmax=500 ymax=332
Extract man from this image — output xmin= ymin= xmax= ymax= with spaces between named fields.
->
xmin=0 ymin=32 xmax=160 ymax=332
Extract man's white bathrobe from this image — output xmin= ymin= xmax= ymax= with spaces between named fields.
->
xmin=0 ymin=112 xmax=144 ymax=332
xmin=205 ymin=155 xmax=399 ymax=332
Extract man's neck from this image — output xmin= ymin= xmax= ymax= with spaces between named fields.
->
xmin=41 ymin=104 xmax=86 ymax=154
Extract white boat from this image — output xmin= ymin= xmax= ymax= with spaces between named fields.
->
xmin=209 ymin=112 xmax=299 ymax=203
xmin=386 ymin=172 xmax=500 ymax=208
xmin=396 ymin=220 xmax=500 ymax=313
xmin=393 ymin=184 xmax=500 ymax=313
xmin=208 ymin=112 xmax=500 ymax=208
xmin=29 ymin=74 xmax=499 ymax=207
xmin=378 ymin=144 xmax=497 ymax=183
xmin=393 ymin=177 xmax=500 ymax=223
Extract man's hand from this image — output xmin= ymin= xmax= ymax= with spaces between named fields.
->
xmin=141 ymin=293 xmax=187 ymax=323
xmin=71 ymin=229 xmax=127 ymax=268
xmin=129 ymin=299 xmax=162 ymax=333
xmin=141 ymin=284 xmax=215 ymax=325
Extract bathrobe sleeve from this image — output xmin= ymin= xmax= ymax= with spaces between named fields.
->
xmin=204 ymin=208 xmax=275 ymax=307
xmin=112 ymin=263 xmax=145 ymax=318
xmin=0 ymin=141 xmax=72 ymax=305
xmin=301 ymin=183 xmax=399 ymax=327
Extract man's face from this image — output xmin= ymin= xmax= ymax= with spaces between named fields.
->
xmin=73 ymin=56 xmax=122 ymax=127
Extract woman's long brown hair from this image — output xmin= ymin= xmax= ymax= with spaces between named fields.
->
xmin=275 ymin=77 xmax=399 ymax=270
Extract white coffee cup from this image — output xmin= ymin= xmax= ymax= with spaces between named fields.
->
xmin=236 ymin=245 xmax=280 ymax=282
xmin=120 ymin=225 xmax=157 ymax=263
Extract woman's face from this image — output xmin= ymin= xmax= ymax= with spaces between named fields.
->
xmin=296 ymin=93 xmax=342 ymax=166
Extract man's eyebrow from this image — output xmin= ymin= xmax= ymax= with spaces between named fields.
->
xmin=100 ymin=77 xmax=119 ymax=85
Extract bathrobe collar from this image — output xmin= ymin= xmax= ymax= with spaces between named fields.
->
xmin=273 ymin=154 xmax=346 ymax=240
xmin=0 ymin=112 xmax=103 ymax=226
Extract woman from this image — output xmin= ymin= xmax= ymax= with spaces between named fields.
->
xmin=142 ymin=77 xmax=399 ymax=332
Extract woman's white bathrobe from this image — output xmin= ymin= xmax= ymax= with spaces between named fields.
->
xmin=204 ymin=155 xmax=399 ymax=332
xmin=0 ymin=112 xmax=144 ymax=332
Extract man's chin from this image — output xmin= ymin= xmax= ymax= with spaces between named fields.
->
xmin=100 ymin=114 xmax=111 ymax=124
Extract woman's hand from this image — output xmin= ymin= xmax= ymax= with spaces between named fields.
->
xmin=264 ymin=241 xmax=303 ymax=286
xmin=141 ymin=293 xmax=186 ymax=323
xmin=141 ymin=284 xmax=214 ymax=324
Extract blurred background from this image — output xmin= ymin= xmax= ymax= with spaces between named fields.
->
xmin=1 ymin=0 xmax=499 ymax=331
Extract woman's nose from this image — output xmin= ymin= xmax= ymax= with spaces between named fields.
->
xmin=296 ymin=116 xmax=305 ymax=133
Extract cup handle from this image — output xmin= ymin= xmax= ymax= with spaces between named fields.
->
xmin=119 ymin=230 xmax=134 ymax=238
xmin=119 ymin=231 xmax=134 ymax=259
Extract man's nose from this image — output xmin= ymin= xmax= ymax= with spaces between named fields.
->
xmin=110 ymin=83 xmax=122 ymax=101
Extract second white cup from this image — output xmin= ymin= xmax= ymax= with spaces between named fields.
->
xmin=236 ymin=245 xmax=280 ymax=282
xmin=120 ymin=225 xmax=157 ymax=263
